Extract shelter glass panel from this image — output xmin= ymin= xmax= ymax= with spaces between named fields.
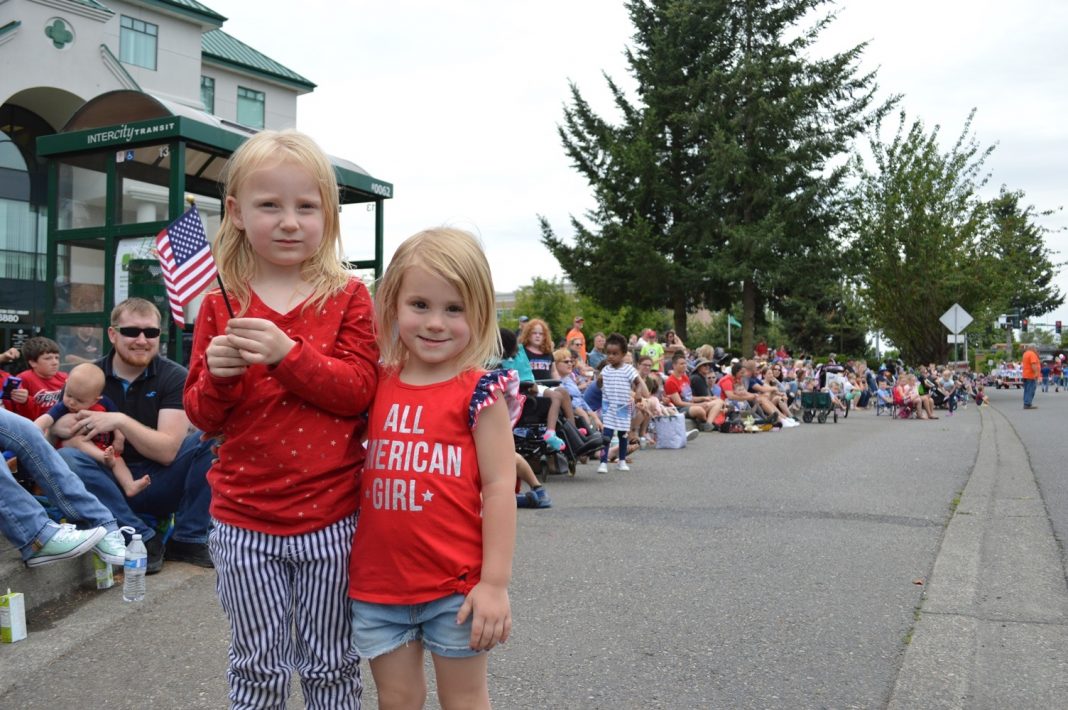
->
xmin=57 ymin=154 xmax=107 ymax=230
xmin=115 ymin=143 xmax=171 ymax=225
xmin=56 ymin=323 xmax=106 ymax=371
xmin=55 ymin=238 xmax=106 ymax=314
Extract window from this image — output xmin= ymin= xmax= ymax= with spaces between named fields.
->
xmin=119 ymin=16 xmax=157 ymax=70
xmin=236 ymin=87 xmax=265 ymax=129
xmin=200 ymin=76 xmax=215 ymax=113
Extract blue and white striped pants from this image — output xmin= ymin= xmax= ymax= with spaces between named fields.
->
xmin=210 ymin=515 xmax=362 ymax=710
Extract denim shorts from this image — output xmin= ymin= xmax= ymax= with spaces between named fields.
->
xmin=351 ymin=594 xmax=481 ymax=659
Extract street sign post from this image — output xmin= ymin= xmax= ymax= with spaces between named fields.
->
xmin=940 ymin=303 xmax=973 ymax=363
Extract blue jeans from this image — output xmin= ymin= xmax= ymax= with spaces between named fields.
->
xmin=1023 ymin=378 xmax=1037 ymax=407
xmin=0 ymin=408 xmax=118 ymax=561
xmin=59 ymin=432 xmax=215 ymax=544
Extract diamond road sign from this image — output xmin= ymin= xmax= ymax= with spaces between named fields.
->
xmin=939 ymin=303 xmax=973 ymax=335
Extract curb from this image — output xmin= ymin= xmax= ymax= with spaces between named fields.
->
xmin=888 ymin=404 xmax=1068 ymax=708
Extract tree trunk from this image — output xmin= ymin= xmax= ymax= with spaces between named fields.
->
xmin=673 ymin=292 xmax=688 ymax=343
xmin=742 ymin=278 xmax=756 ymax=358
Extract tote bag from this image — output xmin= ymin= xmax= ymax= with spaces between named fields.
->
xmin=654 ymin=413 xmax=687 ymax=449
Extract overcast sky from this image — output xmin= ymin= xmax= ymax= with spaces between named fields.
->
xmin=210 ymin=0 xmax=1068 ymax=326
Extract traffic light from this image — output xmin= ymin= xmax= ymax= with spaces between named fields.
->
xmin=1021 ymin=318 xmax=1028 ymax=332
xmin=1057 ymin=320 xmax=1063 ymax=335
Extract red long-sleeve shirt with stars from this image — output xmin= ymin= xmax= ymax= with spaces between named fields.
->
xmin=183 ymin=278 xmax=378 ymax=536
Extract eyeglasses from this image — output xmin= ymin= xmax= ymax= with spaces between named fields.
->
xmin=117 ymin=326 xmax=161 ymax=338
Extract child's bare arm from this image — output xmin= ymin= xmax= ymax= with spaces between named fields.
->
xmin=33 ymin=413 xmax=55 ymax=437
xmin=457 ymin=397 xmax=516 ymax=651
xmin=111 ymin=429 xmax=126 ymax=456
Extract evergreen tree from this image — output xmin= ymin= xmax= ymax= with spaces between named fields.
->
xmin=541 ymin=0 xmax=889 ymax=354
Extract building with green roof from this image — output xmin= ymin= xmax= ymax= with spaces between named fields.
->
xmin=0 ymin=0 xmax=390 ymax=360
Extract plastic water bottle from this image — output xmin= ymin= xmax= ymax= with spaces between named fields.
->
xmin=122 ymin=534 xmax=147 ymax=602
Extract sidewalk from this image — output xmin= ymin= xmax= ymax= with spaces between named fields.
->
xmin=888 ymin=403 xmax=1068 ymax=708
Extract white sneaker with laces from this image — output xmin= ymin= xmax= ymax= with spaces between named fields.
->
xmin=597 ymin=462 xmax=609 ymax=474
xmin=686 ymin=428 xmax=699 ymax=441
xmin=617 ymin=461 xmax=631 ymax=471
xmin=26 ymin=524 xmax=107 ymax=568
xmin=94 ymin=529 xmax=126 ymax=566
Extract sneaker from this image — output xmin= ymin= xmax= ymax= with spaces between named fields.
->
xmin=94 ymin=529 xmax=126 ymax=566
xmin=686 ymin=428 xmax=700 ymax=441
xmin=144 ymin=535 xmax=165 ymax=575
xmin=617 ymin=461 xmax=631 ymax=471
xmin=596 ymin=462 xmax=608 ymax=474
xmin=532 ymin=487 xmax=553 ymax=508
xmin=543 ymin=431 xmax=566 ymax=452
xmin=165 ymin=540 xmax=214 ymax=568
xmin=26 ymin=524 xmax=107 ymax=568
xmin=697 ymin=422 xmax=716 ymax=432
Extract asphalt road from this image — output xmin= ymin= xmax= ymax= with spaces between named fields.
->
xmin=2 ymin=388 xmax=1056 ymax=709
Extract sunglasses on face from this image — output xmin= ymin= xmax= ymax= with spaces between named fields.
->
xmin=117 ymin=326 xmax=161 ymax=338
xmin=558 ymin=359 xmax=573 ymax=364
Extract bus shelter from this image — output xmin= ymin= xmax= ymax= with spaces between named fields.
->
xmin=36 ymin=90 xmax=392 ymax=365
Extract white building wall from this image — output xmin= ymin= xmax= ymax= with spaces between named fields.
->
xmin=103 ymin=1 xmax=204 ymax=109
xmin=1 ymin=0 xmax=303 ymax=128
xmin=204 ymin=65 xmax=299 ymax=131
xmin=0 ymin=1 xmax=116 ymax=111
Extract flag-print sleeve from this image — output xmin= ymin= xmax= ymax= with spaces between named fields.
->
xmin=270 ymin=279 xmax=379 ymax=417
xmin=183 ymin=291 xmax=245 ymax=435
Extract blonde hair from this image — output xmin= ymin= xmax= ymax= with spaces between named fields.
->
xmin=553 ymin=348 xmax=572 ymax=363
xmin=517 ymin=318 xmax=553 ymax=351
xmin=375 ymin=228 xmax=501 ymax=371
xmin=66 ymin=363 xmax=105 ymax=399
xmin=213 ymin=129 xmax=347 ymax=315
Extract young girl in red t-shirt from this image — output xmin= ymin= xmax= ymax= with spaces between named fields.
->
xmin=350 ymin=228 xmax=519 ymax=709
xmin=183 ymin=130 xmax=378 ymax=709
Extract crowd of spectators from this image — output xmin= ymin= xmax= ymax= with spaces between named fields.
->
xmin=506 ymin=315 xmax=997 ymax=480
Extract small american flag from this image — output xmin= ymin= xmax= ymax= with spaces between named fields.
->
xmin=155 ymin=208 xmax=218 ymax=327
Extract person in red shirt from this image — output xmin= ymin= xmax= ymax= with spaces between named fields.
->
xmin=183 ymin=130 xmax=378 ymax=709
xmin=662 ymin=353 xmax=724 ymax=431
xmin=13 ymin=336 xmax=67 ymax=421
xmin=0 ymin=346 xmax=29 ymax=411
xmin=351 ymin=228 xmax=519 ymax=709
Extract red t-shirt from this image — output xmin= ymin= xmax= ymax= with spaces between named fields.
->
xmin=183 ymin=279 xmax=379 ymax=536
xmin=663 ymin=373 xmax=692 ymax=402
xmin=349 ymin=368 xmax=519 ymax=605
xmin=717 ymin=374 xmax=735 ymax=400
xmin=13 ymin=369 xmax=68 ymax=421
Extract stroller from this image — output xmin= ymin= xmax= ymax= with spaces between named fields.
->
xmin=513 ymin=395 xmax=604 ymax=479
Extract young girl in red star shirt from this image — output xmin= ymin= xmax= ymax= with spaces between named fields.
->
xmin=183 ymin=129 xmax=378 ymax=710
xmin=350 ymin=228 xmax=519 ymax=710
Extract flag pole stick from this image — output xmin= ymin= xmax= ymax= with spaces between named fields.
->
xmin=186 ymin=196 xmax=235 ymax=319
